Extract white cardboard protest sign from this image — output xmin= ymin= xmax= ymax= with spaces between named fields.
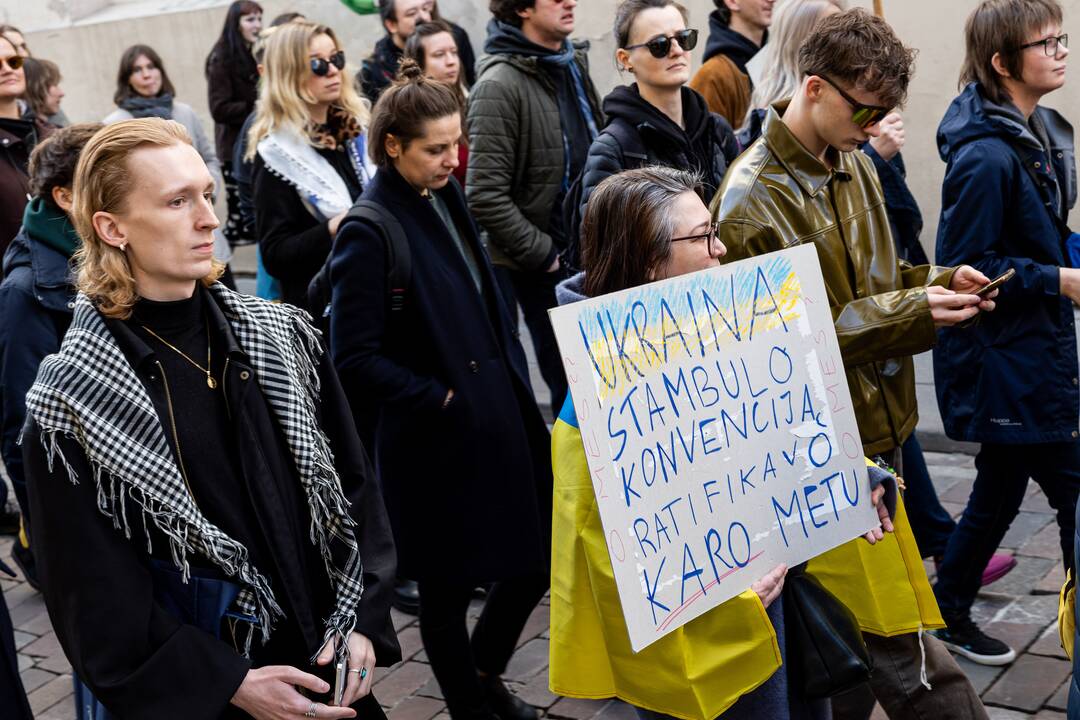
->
xmin=550 ymin=244 xmax=879 ymax=652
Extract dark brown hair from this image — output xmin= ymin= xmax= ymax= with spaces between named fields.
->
xmin=960 ymin=0 xmax=1063 ymax=105
xmin=114 ymin=45 xmax=176 ymax=105
xmin=712 ymin=1 xmax=731 ymax=24
xmin=615 ymin=0 xmax=688 ymax=47
xmin=368 ymin=58 xmax=462 ymax=168
xmin=798 ymin=8 xmax=916 ymax=109
xmin=405 ymin=19 xmax=456 ymax=68
xmin=22 ymin=57 xmax=61 ymax=119
xmin=582 ymin=166 xmax=702 ymax=298
xmin=29 ymin=123 xmax=103 ymax=203
xmin=490 ymin=0 xmax=536 ymax=28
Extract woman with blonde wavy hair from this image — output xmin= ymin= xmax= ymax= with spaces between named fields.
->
xmin=248 ymin=20 xmax=375 ymax=310
xmin=23 ymin=117 xmax=399 ymax=720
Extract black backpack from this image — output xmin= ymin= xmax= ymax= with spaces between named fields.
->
xmin=308 ymin=200 xmax=412 ymax=338
xmin=560 ymin=119 xmax=649 ymax=271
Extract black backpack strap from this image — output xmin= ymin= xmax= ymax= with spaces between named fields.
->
xmin=605 ymin=118 xmax=649 ymax=169
xmin=343 ymin=200 xmax=413 ymax=312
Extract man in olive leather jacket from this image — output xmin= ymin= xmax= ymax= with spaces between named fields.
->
xmin=713 ymin=9 xmax=994 ymax=720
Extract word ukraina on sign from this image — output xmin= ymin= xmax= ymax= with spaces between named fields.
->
xmin=550 ymin=245 xmax=879 ymax=652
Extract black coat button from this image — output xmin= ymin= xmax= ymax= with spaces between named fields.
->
xmin=468 ymin=361 xmax=479 ymax=373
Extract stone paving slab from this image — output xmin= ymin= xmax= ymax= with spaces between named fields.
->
xmin=3 ymin=439 xmax=1076 ymax=717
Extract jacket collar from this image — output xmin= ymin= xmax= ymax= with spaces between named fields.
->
xmin=762 ymin=101 xmax=851 ymax=198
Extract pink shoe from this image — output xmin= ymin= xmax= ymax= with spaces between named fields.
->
xmin=980 ymin=553 xmax=1017 ymax=586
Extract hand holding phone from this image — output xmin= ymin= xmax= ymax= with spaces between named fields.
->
xmin=976 ymin=268 xmax=1015 ymax=298
xmin=333 ymin=660 xmax=347 ymax=707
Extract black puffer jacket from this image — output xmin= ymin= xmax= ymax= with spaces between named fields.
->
xmin=579 ymin=84 xmax=740 ymax=214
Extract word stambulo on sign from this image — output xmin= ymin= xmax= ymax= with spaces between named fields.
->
xmin=550 ymin=244 xmax=879 ymax=652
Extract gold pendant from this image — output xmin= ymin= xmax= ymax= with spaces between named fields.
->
xmin=207 ymin=376 xmax=218 ymax=389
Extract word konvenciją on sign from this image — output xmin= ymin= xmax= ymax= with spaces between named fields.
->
xmin=549 ymin=244 xmax=880 ymax=652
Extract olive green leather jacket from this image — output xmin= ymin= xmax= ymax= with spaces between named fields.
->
xmin=711 ymin=105 xmax=955 ymax=455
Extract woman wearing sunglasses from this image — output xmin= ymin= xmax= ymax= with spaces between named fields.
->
xmin=0 ymin=34 xmax=52 ymax=267
xmin=550 ymin=165 xmax=826 ymax=720
xmin=247 ymin=20 xmax=375 ymax=311
xmin=575 ymin=0 xmax=739 ymax=253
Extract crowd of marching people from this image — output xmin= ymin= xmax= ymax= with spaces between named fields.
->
xmin=0 ymin=0 xmax=1078 ymax=718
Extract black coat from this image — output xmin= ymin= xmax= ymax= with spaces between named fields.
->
xmin=252 ymin=147 xmax=362 ymax=311
xmin=23 ymin=289 xmax=400 ymax=719
xmin=580 ymin=84 xmax=739 ymax=214
xmin=0 ymin=228 xmax=74 ymax=515
xmin=0 ymin=117 xmax=40 ymax=265
xmin=206 ymin=44 xmax=259 ymax=162
xmin=328 ymin=167 xmax=552 ymax=583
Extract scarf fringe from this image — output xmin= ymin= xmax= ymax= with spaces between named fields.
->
xmin=35 ymin=425 xmax=285 ymax=648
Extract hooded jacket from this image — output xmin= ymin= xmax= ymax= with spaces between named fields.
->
xmin=579 ymin=84 xmax=739 ymax=215
xmin=688 ymin=11 xmax=763 ymax=128
xmin=466 ymin=20 xmax=603 ymax=271
xmin=713 ymin=103 xmax=955 ymax=455
xmin=934 ymin=82 xmax=1077 ymax=444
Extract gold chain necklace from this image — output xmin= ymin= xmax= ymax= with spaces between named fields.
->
xmin=141 ymin=322 xmax=218 ymax=389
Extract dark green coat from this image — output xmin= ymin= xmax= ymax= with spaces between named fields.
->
xmin=465 ymin=42 xmax=602 ymax=271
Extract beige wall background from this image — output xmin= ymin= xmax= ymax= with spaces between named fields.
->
xmin=14 ymin=0 xmax=1080 ymax=258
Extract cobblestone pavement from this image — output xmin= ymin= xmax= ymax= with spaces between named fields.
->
xmin=2 ymin=449 xmax=1074 ymax=719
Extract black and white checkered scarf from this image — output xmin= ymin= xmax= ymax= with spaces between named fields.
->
xmin=24 ymin=284 xmax=364 ymax=660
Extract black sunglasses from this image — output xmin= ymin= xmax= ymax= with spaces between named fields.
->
xmin=0 ymin=55 xmax=23 ymax=72
xmin=310 ymin=51 xmax=345 ymax=77
xmin=624 ymin=29 xmax=699 ymax=59
xmin=815 ymin=73 xmax=889 ymax=129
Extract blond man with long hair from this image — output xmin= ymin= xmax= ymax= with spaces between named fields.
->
xmin=247 ymin=20 xmax=374 ymax=310
xmin=22 ymin=118 xmax=399 ymax=720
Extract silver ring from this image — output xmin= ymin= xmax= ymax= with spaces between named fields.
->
xmin=305 ymin=702 xmax=318 ymax=718
xmin=349 ymin=666 xmax=368 ymax=679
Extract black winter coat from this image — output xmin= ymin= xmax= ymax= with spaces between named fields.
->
xmin=579 ymin=84 xmax=739 ymax=214
xmin=23 ymin=289 xmax=400 ymax=719
xmin=0 ymin=228 xmax=74 ymax=514
xmin=0 ymin=117 xmax=42 ymax=265
xmin=252 ymin=147 xmax=362 ymax=311
xmin=329 ymin=167 xmax=552 ymax=583
xmin=206 ymin=44 xmax=259 ymax=163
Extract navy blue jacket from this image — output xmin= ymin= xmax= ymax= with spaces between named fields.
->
xmin=934 ymin=82 xmax=1078 ymax=444
xmin=328 ymin=167 xmax=552 ymax=584
xmin=0 ymin=227 xmax=75 ymax=513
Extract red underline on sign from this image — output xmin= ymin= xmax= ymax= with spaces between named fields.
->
xmin=656 ymin=551 xmax=766 ymax=633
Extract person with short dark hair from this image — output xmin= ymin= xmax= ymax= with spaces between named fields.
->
xmin=689 ymin=0 xmax=773 ymax=126
xmin=360 ymin=0 xmax=433 ymax=101
xmin=331 ymin=59 xmax=552 ymax=720
xmin=467 ymin=0 xmax=602 ymax=420
xmin=934 ymin=0 xmax=1079 ymax=669
xmin=713 ymin=9 xmax=990 ymax=718
xmin=579 ymin=0 xmax=739 ymax=230
xmin=0 ymin=122 xmax=101 ymax=588
xmin=205 ymin=0 xmax=263 ymax=248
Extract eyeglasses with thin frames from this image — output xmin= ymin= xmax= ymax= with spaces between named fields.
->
xmin=671 ymin=221 xmax=724 ymax=258
xmin=815 ymin=73 xmax=890 ymax=129
xmin=1019 ymin=33 xmax=1068 ymax=57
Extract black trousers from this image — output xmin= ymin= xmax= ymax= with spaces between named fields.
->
xmin=494 ymin=266 xmax=568 ymax=419
xmin=418 ymin=576 xmax=548 ymax=719
xmin=0 ymin=594 xmax=31 ymax=720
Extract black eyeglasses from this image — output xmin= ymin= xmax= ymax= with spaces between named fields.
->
xmin=1019 ymin=33 xmax=1069 ymax=57
xmin=0 ymin=56 xmax=23 ymax=72
xmin=310 ymin=51 xmax=345 ymax=77
xmin=672 ymin=221 xmax=723 ymax=257
xmin=815 ymin=73 xmax=890 ymax=129
xmin=624 ymin=29 xmax=699 ymax=59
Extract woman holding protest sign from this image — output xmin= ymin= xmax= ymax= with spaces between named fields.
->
xmin=328 ymin=61 xmax=552 ymax=720
xmin=548 ymin=166 xmax=933 ymax=720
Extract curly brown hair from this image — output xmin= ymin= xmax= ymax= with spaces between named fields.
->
xmin=28 ymin=122 xmax=103 ymax=202
xmin=797 ymin=8 xmax=916 ymax=109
